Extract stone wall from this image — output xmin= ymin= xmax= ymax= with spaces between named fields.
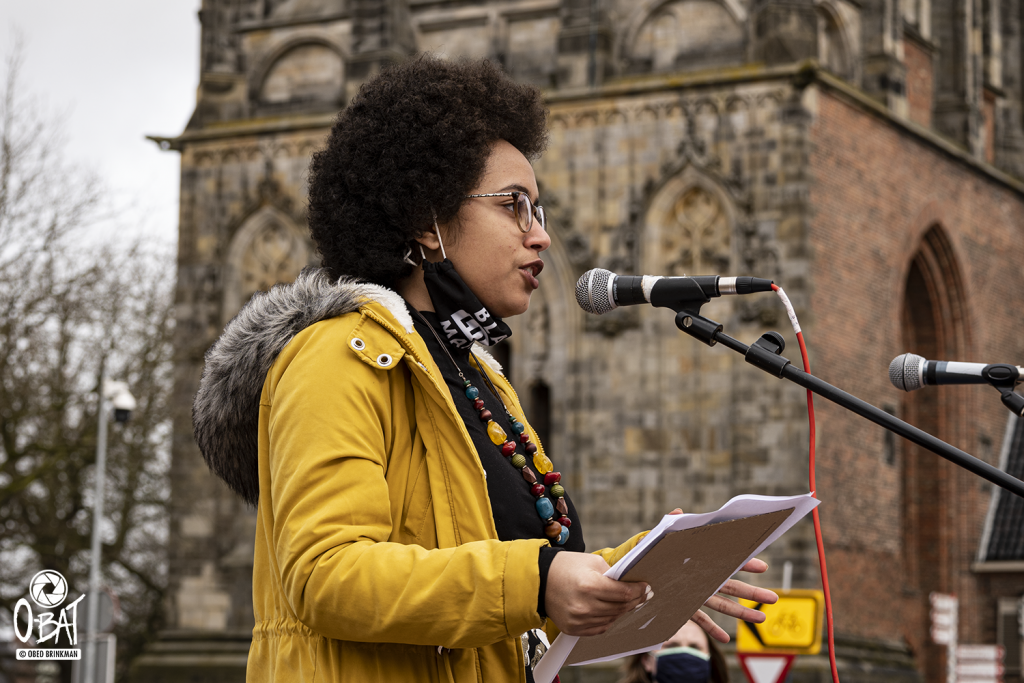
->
xmin=518 ymin=79 xmax=819 ymax=588
xmin=167 ymin=129 xmax=323 ymax=636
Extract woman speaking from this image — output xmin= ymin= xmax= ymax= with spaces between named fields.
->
xmin=192 ymin=56 xmax=775 ymax=683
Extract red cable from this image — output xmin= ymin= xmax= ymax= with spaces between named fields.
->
xmin=772 ymin=284 xmax=839 ymax=683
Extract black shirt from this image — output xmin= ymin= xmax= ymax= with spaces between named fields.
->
xmin=411 ymin=310 xmax=585 ymax=615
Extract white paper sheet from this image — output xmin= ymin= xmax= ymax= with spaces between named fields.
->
xmin=532 ymin=492 xmax=820 ymax=683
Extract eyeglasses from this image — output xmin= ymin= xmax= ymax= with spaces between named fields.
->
xmin=464 ymin=191 xmax=546 ymax=234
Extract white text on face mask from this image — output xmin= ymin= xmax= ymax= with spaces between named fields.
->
xmin=442 ymin=308 xmax=509 ymax=348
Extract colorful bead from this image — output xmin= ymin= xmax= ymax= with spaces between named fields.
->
xmin=544 ymin=521 xmax=562 ymax=539
xmin=533 ymin=452 xmax=554 ymax=474
xmin=550 ymin=483 xmax=565 ymax=497
xmin=524 ymin=442 xmax=537 ymax=455
xmin=501 ymin=441 xmax=517 ymax=456
xmin=465 ymin=386 xmax=480 ymax=400
xmin=535 ymin=497 xmax=554 ymax=519
xmin=511 ymin=421 xmax=526 ymax=434
xmin=531 ymin=483 xmax=546 ymax=497
xmin=544 ymin=472 xmax=561 ymax=486
xmin=556 ymin=497 xmax=568 ymax=515
xmin=511 ymin=453 xmax=527 ymax=469
xmin=519 ymin=434 xmax=530 ymax=444
xmin=521 ymin=467 xmax=537 ymax=484
xmin=487 ymin=421 xmax=506 ymax=445
xmin=473 ymin=398 xmax=485 ymax=410
xmin=558 ymin=516 xmax=572 ymax=528
xmin=557 ymin=527 xmax=570 ymax=545
xmin=479 ymin=409 xmax=492 ymax=421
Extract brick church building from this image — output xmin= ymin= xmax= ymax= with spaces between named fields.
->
xmin=141 ymin=0 xmax=1024 ymax=681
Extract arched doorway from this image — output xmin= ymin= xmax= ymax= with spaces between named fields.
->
xmin=899 ymin=225 xmax=969 ymax=682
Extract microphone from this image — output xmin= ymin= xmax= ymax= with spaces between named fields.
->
xmin=575 ymin=268 xmax=775 ymax=315
xmin=889 ymin=353 xmax=1023 ymax=392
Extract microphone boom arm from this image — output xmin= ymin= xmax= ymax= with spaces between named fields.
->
xmin=670 ymin=307 xmax=1024 ymax=499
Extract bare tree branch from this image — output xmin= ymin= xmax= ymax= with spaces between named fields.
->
xmin=0 ymin=41 xmax=173 ymax=683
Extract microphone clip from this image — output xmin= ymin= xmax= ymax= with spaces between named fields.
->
xmin=998 ymin=389 xmax=1024 ymax=417
xmin=651 ymin=276 xmax=712 ymax=311
xmin=664 ymin=278 xmax=724 ymax=346
xmin=982 ymin=364 xmax=1021 ymax=388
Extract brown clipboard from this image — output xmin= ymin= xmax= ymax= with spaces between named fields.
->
xmin=565 ymin=508 xmax=794 ymax=665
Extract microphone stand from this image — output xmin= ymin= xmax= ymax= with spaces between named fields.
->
xmin=663 ymin=281 xmax=1024 ymax=499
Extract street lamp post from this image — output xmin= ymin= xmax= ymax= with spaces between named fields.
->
xmin=83 ymin=376 xmax=135 ymax=683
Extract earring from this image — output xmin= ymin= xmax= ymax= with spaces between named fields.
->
xmin=402 ymin=244 xmax=417 ymax=266
xmin=431 ymin=208 xmax=448 ymax=261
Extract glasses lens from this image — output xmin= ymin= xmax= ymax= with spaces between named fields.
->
xmin=536 ymin=205 xmax=546 ymax=231
xmin=515 ymin=193 xmax=532 ymax=233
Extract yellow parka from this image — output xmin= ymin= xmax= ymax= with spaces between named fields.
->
xmin=192 ymin=271 xmax=647 ymax=683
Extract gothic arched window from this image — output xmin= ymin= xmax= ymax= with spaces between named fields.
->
xmin=223 ymin=206 xmax=315 ymax=321
xmin=630 ymin=0 xmax=745 ymax=73
xmin=256 ymin=41 xmax=344 ymax=109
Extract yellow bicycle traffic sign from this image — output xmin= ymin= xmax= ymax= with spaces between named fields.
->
xmin=737 ymin=589 xmax=825 ymax=655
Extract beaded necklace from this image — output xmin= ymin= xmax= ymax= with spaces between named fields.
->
xmin=412 ymin=309 xmax=571 ymax=546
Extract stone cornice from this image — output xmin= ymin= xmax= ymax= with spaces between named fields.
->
xmin=147 ymin=113 xmax=335 ymax=151
xmin=544 ymin=63 xmax=808 ymax=104
xmin=971 ymin=560 xmax=1024 ymax=573
xmin=236 ymin=11 xmax=350 ymax=33
xmin=147 ymin=60 xmax=1024 ymax=198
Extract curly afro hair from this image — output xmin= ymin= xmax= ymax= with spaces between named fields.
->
xmin=307 ymin=56 xmax=549 ymax=289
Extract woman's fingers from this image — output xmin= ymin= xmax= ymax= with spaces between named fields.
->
xmin=739 ymin=558 xmax=769 ymax=573
xmin=691 ymin=609 xmax=731 ymax=643
xmin=718 ymin=578 xmax=779 ymax=605
xmin=703 ymin=594 xmax=770 ymax=623
xmin=574 ymin=594 xmax=646 ymax=619
xmin=545 ymin=552 xmax=652 ymax=636
xmin=585 ymin=574 xmax=648 ymax=604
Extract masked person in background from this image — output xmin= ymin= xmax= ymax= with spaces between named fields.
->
xmin=620 ymin=620 xmax=729 ymax=683
xmin=192 ymin=56 xmax=776 ymax=683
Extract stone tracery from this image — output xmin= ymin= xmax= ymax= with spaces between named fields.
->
xmin=223 ymin=205 xmax=314 ymax=321
xmin=664 ymin=186 xmax=732 ymax=274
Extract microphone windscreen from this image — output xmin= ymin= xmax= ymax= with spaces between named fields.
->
xmin=889 ymin=353 xmax=924 ymax=391
xmin=575 ymin=268 xmax=616 ymax=315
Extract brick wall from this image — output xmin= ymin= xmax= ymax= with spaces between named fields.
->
xmin=808 ymin=84 xmax=1024 ymax=674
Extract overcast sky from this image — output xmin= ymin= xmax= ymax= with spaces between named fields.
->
xmin=1 ymin=2 xmax=200 ymax=245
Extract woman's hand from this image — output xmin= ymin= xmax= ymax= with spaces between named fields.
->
xmin=693 ymin=558 xmax=778 ymax=643
xmin=544 ymin=552 xmax=649 ymax=636
xmin=667 ymin=508 xmax=779 ymax=643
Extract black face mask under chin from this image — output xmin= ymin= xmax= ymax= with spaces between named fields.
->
xmin=421 ymin=258 xmax=513 ymax=351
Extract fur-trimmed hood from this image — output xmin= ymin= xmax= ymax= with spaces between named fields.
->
xmin=192 ymin=267 xmax=416 ymax=506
